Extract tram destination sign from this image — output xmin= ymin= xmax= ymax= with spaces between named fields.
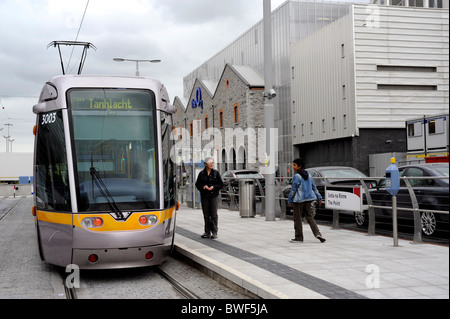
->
xmin=69 ymin=89 xmax=153 ymax=111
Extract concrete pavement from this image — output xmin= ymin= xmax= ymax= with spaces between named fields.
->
xmin=174 ymin=204 xmax=449 ymax=299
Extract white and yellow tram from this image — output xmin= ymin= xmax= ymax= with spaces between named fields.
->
xmin=32 ymin=75 xmax=177 ymax=269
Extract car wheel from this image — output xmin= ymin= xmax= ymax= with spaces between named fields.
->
xmin=354 ymin=211 xmax=368 ymax=227
xmin=421 ymin=211 xmax=437 ymax=236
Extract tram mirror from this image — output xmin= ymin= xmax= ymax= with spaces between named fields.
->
xmin=39 ymin=83 xmax=58 ymax=102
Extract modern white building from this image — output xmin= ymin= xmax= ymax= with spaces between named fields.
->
xmin=175 ymin=0 xmax=449 ymax=176
xmin=290 ymin=2 xmax=448 ymax=173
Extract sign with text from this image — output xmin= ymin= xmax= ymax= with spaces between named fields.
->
xmin=325 ymin=187 xmax=362 ymax=212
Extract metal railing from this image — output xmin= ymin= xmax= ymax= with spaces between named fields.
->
xmin=177 ymin=175 xmax=449 ymax=245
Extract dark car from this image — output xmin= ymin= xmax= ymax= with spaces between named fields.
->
xmin=356 ymin=163 xmax=449 ymax=236
xmin=221 ymin=170 xmax=265 ymax=198
xmin=281 ymin=166 xmax=377 ymax=217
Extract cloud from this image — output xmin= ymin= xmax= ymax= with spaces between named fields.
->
xmin=0 ymin=0 xmax=287 ymax=152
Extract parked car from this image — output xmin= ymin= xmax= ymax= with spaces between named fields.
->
xmin=221 ymin=170 xmax=265 ymax=198
xmin=355 ymin=163 xmax=449 ymax=236
xmin=281 ymin=166 xmax=377 ymax=217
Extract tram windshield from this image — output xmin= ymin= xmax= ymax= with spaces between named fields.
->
xmin=69 ymin=89 xmax=158 ymax=212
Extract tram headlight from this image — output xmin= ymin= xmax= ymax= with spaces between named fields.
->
xmin=139 ymin=214 xmax=158 ymax=226
xmin=82 ymin=217 xmax=104 ymax=228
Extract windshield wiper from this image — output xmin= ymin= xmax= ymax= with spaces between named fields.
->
xmin=90 ymin=149 xmax=124 ymax=220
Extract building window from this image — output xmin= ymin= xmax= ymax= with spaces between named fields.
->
xmin=226 ymin=78 xmax=230 ymax=90
xmin=233 ymin=103 xmax=239 ymax=124
xmin=178 ymin=126 xmax=183 ymax=140
xmin=342 ymin=85 xmax=347 ymax=99
xmin=429 ymin=118 xmax=445 ymax=135
xmin=204 ymin=115 xmax=209 ymax=130
xmin=190 ymin=121 xmax=193 ymax=137
xmin=322 ymin=119 xmax=325 ymax=133
xmin=408 ymin=122 xmax=422 ymax=137
xmin=219 ymin=109 xmax=224 ymax=128
xmin=341 ymin=43 xmax=345 ymax=58
xmin=343 ymin=114 xmax=347 ymax=129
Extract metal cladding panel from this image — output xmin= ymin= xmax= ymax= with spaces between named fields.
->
xmin=353 ymin=5 xmax=449 ymax=128
xmin=291 ymin=11 xmax=356 ymax=145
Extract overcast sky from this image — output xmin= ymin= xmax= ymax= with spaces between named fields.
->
xmin=0 ymin=0 xmax=291 ymax=153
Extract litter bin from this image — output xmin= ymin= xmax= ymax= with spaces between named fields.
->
xmin=239 ymin=179 xmax=256 ymax=218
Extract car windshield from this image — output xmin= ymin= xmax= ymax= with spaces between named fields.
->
xmin=434 ymin=166 xmax=449 ymax=177
xmin=234 ymin=172 xmax=263 ymax=178
xmin=319 ymin=168 xmax=367 ymax=178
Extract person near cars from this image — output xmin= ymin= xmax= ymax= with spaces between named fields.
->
xmin=288 ymin=158 xmax=326 ymax=243
xmin=195 ymin=157 xmax=223 ymax=239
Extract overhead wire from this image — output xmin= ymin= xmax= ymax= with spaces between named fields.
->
xmin=66 ymin=0 xmax=90 ymax=74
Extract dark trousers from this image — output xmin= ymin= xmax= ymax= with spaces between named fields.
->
xmin=293 ymin=201 xmax=321 ymax=241
xmin=201 ymin=195 xmax=219 ymax=235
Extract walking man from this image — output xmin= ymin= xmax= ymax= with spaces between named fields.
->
xmin=287 ymin=158 xmax=326 ymax=243
xmin=195 ymin=157 xmax=223 ymax=239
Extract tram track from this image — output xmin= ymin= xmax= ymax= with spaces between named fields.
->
xmin=61 ymin=266 xmax=199 ymax=300
xmin=58 ymin=255 xmax=250 ymax=299
xmin=64 ymin=283 xmax=78 ymax=299
xmin=155 ymin=265 xmax=199 ymax=299
xmin=0 ymin=196 xmax=25 ymax=222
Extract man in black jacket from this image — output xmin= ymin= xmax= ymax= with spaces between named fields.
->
xmin=195 ymin=157 xmax=223 ymax=239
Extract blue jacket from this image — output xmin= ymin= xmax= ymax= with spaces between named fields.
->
xmin=288 ymin=171 xmax=322 ymax=204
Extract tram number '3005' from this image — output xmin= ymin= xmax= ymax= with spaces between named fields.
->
xmin=42 ymin=112 xmax=57 ymax=125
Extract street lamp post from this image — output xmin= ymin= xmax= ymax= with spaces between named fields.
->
xmin=113 ymin=58 xmax=161 ymax=76
xmin=263 ymin=0 xmax=276 ymax=221
xmin=3 ymin=123 xmax=13 ymax=153
xmin=8 ymin=138 xmax=14 ymax=153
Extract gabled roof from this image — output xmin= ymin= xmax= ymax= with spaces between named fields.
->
xmin=175 ymin=64 xmax=265 ymax=110
xmin=228 ymin=65 xmax=265 ymax=88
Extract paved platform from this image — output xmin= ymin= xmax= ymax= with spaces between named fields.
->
xmin=174 ymin=204 xmax=449 ymax=299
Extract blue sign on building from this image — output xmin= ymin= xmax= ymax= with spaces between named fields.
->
xmin=191 ymin=87 xmax=203 ymax=109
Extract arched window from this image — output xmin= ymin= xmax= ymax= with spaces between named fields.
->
xmin=219 ymin=109 xmax=224 ymax=128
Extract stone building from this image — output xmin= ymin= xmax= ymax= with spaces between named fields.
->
xmin=172 ymin=64 xmax=266 ymax=181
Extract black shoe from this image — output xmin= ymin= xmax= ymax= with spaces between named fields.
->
xmin=316 ymin=235 xmax=326 ymax=243
xmin=210 ymin=233 xmax=218 ymax=239
xmin=201 ymin=233 xmax=211 ymax=238
xmin=289 ymin=239 xmax=303 ymax=243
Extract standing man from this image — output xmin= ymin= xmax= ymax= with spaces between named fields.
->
xmin=287 ymin=158 xmax=326 ymax=243
xmin=195 ymin=157 xmax=223 ymax=239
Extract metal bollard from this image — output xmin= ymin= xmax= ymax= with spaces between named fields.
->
xmin=392 ymin=195 xmax=398 ymax=247
xmin=332 ymin=210 xmax=340 ymax=229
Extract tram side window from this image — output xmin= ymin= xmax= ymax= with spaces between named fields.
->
xmin=161 ymin=111 xmax=176 ymax=208
xmin=35 ymin=110 xmax=71 ymax=212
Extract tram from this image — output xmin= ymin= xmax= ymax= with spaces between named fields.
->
xmin=32 ymin=75 xmax=177 ymax=269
